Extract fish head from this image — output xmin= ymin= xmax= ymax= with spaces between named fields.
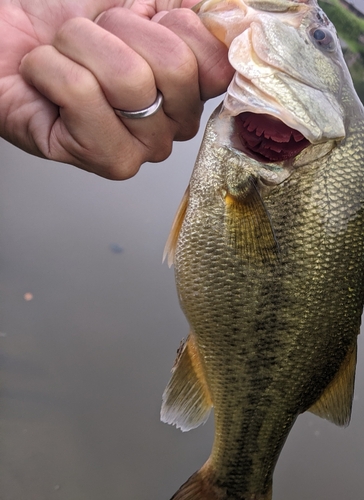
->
xmin=195 ymin=0 xmax=353 ymax=166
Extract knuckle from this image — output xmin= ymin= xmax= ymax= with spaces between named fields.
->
xmin=175 ymin=116 xmax=201 ymax=142
xmin=105 ymin=138 xmax=148 ymax=180
xmin=199 ymin=50 xmax=234 ymax=100
xmin=62 ymin=66 xmax=98 ymax=99
xmin=158 ymin=12 xmax=200 ymax=83
xmin=85 ymin=148 xmax=143 ymax=181
xmin=20 ymin=45 xmax=42 ymax=72
xmin=165 ymin=42 xmax=197 ymax=83
xmin=116 ymin=67 xmax=155 ymax=103
xmin=55 ymin=17 xmax=89 ymax=45
xmin=143 ymin=133 xmax=174 ymax=164
xmin=92 ymin=140 xmax=144 ymax=180
xmin=21 ymin=45 xmax=99 ymax=104
xmin=95 ymin=8 xmax=124 ymax=32
xmin=101 ymin=161 xmax=140 ymax=180
xmin=150 ymin=142 xmax=173 ymax=163
xmin=49 ymin=121 xmax=144 ymax=180
xmin=164 ymin=8 xmax=201 ymax=31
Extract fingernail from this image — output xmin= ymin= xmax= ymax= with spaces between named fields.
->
xmin=94 ymin=11 xmax=106 ymax=24
xmin=152 ymin=11 xmax=169 ymax=22
xmin=19 ymin=53 xmax=28 ymax=70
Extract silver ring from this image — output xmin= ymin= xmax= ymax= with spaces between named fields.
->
xmin=114 ymin=91 xmax=163 ymax=119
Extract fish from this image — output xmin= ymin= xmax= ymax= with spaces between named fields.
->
xmin=160 ymin=0 xmax=364 ymax=499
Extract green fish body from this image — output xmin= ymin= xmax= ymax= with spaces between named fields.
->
xmin=161 ymin=0 xmax=364 ymax=498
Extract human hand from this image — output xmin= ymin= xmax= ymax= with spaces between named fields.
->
xmin=1 ymin=0 xmax=233 ymax=179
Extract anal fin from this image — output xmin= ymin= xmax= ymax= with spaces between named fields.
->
xmin=163 ymin=187 xmax=190 ymax=268
xmin=224 ymin=177 xmax=279 ymax=265
xmin=170 ymin=462 xmax=272 ymax=500
xmin=170 ymin=465 xmax=224 ymax=500
xmin=308 ymin=340 xmax=357 ymax=427
xmin=161 ymin=333 xmax=212 ymax=432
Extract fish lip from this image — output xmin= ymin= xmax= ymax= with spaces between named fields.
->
xmin=232 ymin=111 xmax=311 ymax=163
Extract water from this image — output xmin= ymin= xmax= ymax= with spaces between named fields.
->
xmin=0 ymin=100 xmax=363 ymax=499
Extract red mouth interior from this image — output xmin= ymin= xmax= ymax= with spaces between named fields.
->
xmin=235 ymin=112 xmax=310 ymax=162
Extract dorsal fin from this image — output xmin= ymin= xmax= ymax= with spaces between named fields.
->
xmin=308 ymin=340 xmax=357 ymax=427
xmin=224 ymin=177 xmax=279 ymax=265
xmin=161 ymin=333 xmax=213 ymax=432
xmin=163 ymin=187 xmax=190 ymax=268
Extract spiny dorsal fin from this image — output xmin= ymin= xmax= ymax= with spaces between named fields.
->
xmin=224 ymin=178 xmax=279 ymax=265
xmin=163 ymin=187 xmax=190 ymax=268
xmin=161 ymin=333 xmax=212 ymax=432
xmin=308 ymin=340 xmax=357 ymax=427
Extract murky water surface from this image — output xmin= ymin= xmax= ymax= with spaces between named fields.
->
xmin=1 ymin=101 xmax=363 ymax=500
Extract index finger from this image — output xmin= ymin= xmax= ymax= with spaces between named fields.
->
xmin=157 ymin=9 xmax=234 ymax=101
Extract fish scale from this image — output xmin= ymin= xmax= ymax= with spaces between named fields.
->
xmin=161 ymin=0 xmax=364 ymax=498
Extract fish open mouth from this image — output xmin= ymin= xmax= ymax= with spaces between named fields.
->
xmin=234 ymin=112 xmax=310 ymax=162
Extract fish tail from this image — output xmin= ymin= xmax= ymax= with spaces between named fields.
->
xmin=170 ymin=463 xmax=272 ymax=500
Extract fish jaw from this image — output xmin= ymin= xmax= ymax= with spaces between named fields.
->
xmin=196 ymin=0 xmax=348 ymax=149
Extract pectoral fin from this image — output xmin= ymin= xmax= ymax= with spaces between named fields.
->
xmin=163 ymin=187 xmax=190 ymax=268
xmin=161 ymin=333 xmax=212 ymax=432
xmin=224 ymin=178 xmax=279 ymax=265
xmin=308 ymin=341 xmax=357 ymax=427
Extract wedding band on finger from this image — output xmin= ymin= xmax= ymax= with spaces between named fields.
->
xmin=114 ymin=91 xmax=163 ymax=119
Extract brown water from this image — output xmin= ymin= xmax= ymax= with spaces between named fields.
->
xmin=0 ymin=100 xmax=363 ymax=500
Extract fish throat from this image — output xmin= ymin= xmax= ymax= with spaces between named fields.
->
xmin=235 ymin=112 xmax=310 ymax=162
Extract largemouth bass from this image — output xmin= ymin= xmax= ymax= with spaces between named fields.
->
xmin=161 ymin=0 xmax=364 ymax=499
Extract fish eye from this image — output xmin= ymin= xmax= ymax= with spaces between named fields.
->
xmin=310 ymin=27 xmax=336 ymax=52
xmin=313 ymin=29 xmax=325 ymax=41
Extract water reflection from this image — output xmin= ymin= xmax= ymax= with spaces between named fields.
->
xmin=0 ymin=100 xmax=363 ymax=499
